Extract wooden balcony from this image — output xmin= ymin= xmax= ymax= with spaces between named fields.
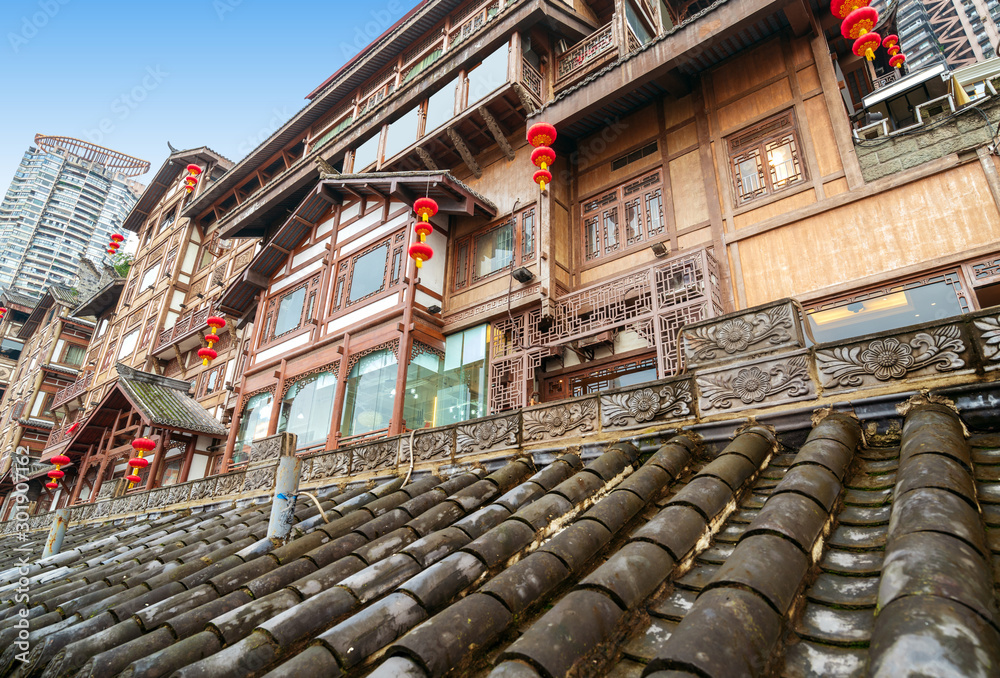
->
xmin=151 ymin=305 xmax=214 ymax=358
xmin=555 ymin=17 xmax=643 ymax=93
xmin=42 ymin=412 xmax=88 ymax=451
xmin=51 ymin=372 xmax=92 ymax=411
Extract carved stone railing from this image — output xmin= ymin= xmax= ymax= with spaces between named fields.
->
xmin=556 ymin=21 xmax=618 ymax=90
xmin=153 ymin=304 xmax=213 ymax=352
xmin=51 ymin=371 xmax=92 ymax=410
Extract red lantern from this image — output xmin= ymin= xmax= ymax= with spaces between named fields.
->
xmin=527 ymin=122 xmax=557 ymax=147
xmin=107 ymin=248 xmax=117 ymax=254
xmin=132 ymin=438 xmax=156 ymax=452
xmin=408 ymin=242 xmax=433 ymax=269
xmin=889 ymin=53 xmax=906 ymax=69
xmin=47 ymin=469 xmax=64 ymax=479
xmin=882 ymin=34 xmax=898 ymax=50
xmin=534 ymin=169 xmax=553 ymax=192
xmin=853 ymin=32 xmax=882 ymax=61
xmin=207 ymin=316 xmax=227 ymax=330
xmin=531 ymin=146 xmax=556 ymax=172
xmin=414 ymin=221 xmax=433 ymax=243
xmin=186 ymin=164 xmax=203 ymax=176
xmin=842 ymin=7 xmax=878 ymax=40
xmin=887 ymin=44 xmax=900 ymax=56
xmin=128 ymin=457 xmax=149 ymax=469
xmin=67 ymin=422 xmax=79 ymax=434
xmin=46 ymin=481 xmax=59 ymax=490
xmin=185 ymin=176 xmax=197 ymax=185
xmin=125 ymin=474 xmax=142 ymax=484
xmin=414 ymin=197 xmax=438 ymax=223
xmin=830 ymin=0 xmax=869 ymax=19
xmin=0 ymin=308 xmax=8 ymax=323
xmin=110 ymin=233 xmax=125 ymax=243
xmin=198 ymin=347 xmax=217 ymax=366
xmin=204 ymin=333 xmax=220 ymax=345
xmin=51 ymin=455 xmax=71 ymax=466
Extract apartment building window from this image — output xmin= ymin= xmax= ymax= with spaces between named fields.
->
xmin=331 ymin=233 xmax=405 ymax=313
xmin=454 ymin=207 xmax=536 ymax=291
xmin=727 ymin=111 xmax=805 ymax=206
xmin=582 ymin=170 xmax=665 ymax=261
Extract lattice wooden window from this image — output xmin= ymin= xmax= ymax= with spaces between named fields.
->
xmin=453 ymin=205 xmax=537 ymax=291
xmin=267 ymin=274 xmax=322 ymax=342
xmin=582 ymin=170 xmax=664 ymax=261
xmin=727 ymin=111 xmax=806 ymax=206
xmin=100 ymin=339 xmax=117 ymax=371
xmin=198 ymin=363 xmax=226 ymax=398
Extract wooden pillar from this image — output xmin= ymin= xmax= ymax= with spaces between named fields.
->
xmin=266 ymin=359 xmax=287 ymax=437
xmin=144 ymin=430 xmax=168 ymax=491
xmin=90 ymin=457 xmax=110 ymax=503
xmin=179 ymin=436 xmax=196 ymax=483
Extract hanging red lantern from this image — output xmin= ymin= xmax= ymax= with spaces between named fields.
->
xmin=0 ymin=307 xmax=8 ymax=323
xmin=198 ymin=347 xmax=218 ymax=366
xmin=186 ymin=164 xmax=203 ymax=176
xmin=110 ymin=233 xmax=125 ymax=243
xmin=207 ymin=316 xmax=227 ymax=330
xmin=413 ymin=197 xmax=438 ymax=223
xmin=853 ymin=32 xmax=882 ymax=61
xmin=889 ymin=53 xmax=906 ymax=69
xmin=887 ymin=44 xmax=900 ymax=56
xmin=125 ymin=474 xmax=142 ymax=484
xmin=67 ymin=422 xmax=79 ymax=434
xmin=841 ymin=6 xmax=878 ymax=40
xmin=128 ymin=457 xmax=149 ymax=469
xmin=107 ymin=248 xmax=117 ymax=254
xmin=47 ymin=469 xmax=64 ymax=479
xmin=882 ymin=34 xmax=898 ymax=50
xmin=534 ymin=169 xmax=553 ymax=192
xmin=830 ymin=0 xmax=869 ymax=19
xmin=45 ymin=481 xmax=59 ymax=490
xmin=527 ymin=122 xmax=557 ymax=147
xmin=408 ymin=242 xmax=433 ymax=269
xmin=132 ymin=438 xmax=156 ymax=452
xmin=204 ymin=333 xmax=220 ymax=345
xmin=51 ymin=454 xmax=70 ymax=465
xmin=531 ymin=146 xmax=556 ymax=172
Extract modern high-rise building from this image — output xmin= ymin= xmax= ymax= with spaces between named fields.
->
xmin=0 ymin=135 xmax=147 ymax=299
xmin=888 ymin=0 xmax=1000 ymax=69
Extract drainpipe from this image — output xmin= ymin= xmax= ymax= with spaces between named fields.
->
xmin=41 ymin=508 xmax=69 ymax=558
xmin=266 ymin=432 xmax=300 ymax=541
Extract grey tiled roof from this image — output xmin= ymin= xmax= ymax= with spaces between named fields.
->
xmin=115 ymin=364 xmax=227 ymax=436
xmin=1 ymin=289 xmax=37 ymax=307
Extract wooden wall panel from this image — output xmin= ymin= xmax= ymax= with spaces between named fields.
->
xmin=576 ymin=106 xmax=660 ymax=172
xmin=736 ymin=163 xmax=1000 ymax=304
xmin=804 ymin=95 xmax=843 ymax=177
xmin=577 ymin=151 xmax=662 ymax=198
xmin=713 ymin=40 xmax=787 ymax=104
xmin=733 ymin=189 xmax=817 ymax=229
xmin=717 ymin=78 xmax=793 ymax=133
xmin=464 ymin=137 xmax=538 ymax=216
xmin=790 ymin=36 xmax=813 ymax=68
xmin=678 ymin=226 xmax=713 ymax=249
xmin=580 ymin=249 xmax=653 ymax=285
xmin=554 ymin=202 xmax=570 ymax=271
xmin=824 ymin=177 xmax=850 ymax=197
xmin=669 ymin=151 xmax=710 ymax=229
xmin=667 ymin=123 xmax=698 ymax=154
xmin=797 ymin=64 xmax=821 ymax=93
xmin=663 ymin=95 xmax=695 ymax=130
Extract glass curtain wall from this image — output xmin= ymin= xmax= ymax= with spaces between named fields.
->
xmin=278 ymin=371 xmax=338 ymax=449
xmin=234 ymin=392 xmax=273 ymax=464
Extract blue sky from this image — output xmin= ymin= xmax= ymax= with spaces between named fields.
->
xmin=0 ymin=0 xmax=421 ymax=187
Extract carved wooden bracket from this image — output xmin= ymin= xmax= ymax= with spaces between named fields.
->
xmin=446 ymin=128 xmax=482 ymax=178
xmin=414 ymin=146 xmax=439 ymax=171
xmin=315 ymin=156 xmax=339 ymax=177
xmin=480 ymin=108 xmax=516 ymax=161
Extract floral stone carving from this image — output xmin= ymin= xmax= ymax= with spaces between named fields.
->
xmin=215 ymin=471 xmax=246 ymax=497
xmin=456 ymin=414 xmax=520 ymax=456
xmin=973 ymin=315 xmax=1000 ymax=366
xmin=401 ymin=430 xmax=453 ymax=463
xmin=817 ymin=324 xmax=966 ymax=389
xmin=697 ymin=353 xmax=813 ymax=412
xmin=304 ymin=452 xmax=350 ymax=482
xmin=351 ymin=440 xmax=398 ymax=474
xmin=189 ymin=478 xmax=218 ymax=501
xmin=243 ymin=467 xmax=275 ymax=493
xmin=601 ymin=380 xmax=693 ymax=429
xmin=683 ymin=301 xmax=801 ymax=367
xmin=523 ymin=399 xmax=598 ymax=441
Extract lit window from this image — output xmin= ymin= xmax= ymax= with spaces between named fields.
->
xmin=341 ymin=349 xmax=397 ymax=437
xmin=727 ymin=111 xmax=805 ymax=205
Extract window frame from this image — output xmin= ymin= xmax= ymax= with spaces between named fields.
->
xmin=453 ymin=206 xmax=537 ymax=293
xmin=726 ymin=110 xmax=807 ymax=207
xmin=580 ymin=169 xmax=667 ymax=263
xmin=330 ymin=231 xmax=406 ymax=315
xmin=263 ymin=274 xmax=322 ymax=344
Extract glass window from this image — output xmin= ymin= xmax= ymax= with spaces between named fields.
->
xmin=63 ymin=344 xmax=85 ymax=366
xmin=234 ymin=392 xmax=273 ymax=464
xmin=353 ymin=134 xmax=381 ymax=172
xmin=425 ymin=80 xmax=457 ymax=135
xmin=278 ymin=371 xmax=337 ymax=449
xmin=436 ymin=325 xmax=488 ymax=425
xmin=467 ymin=45 xmax=509 ymax=106
xmin=341 ymin=349 xmax=398 ymax=437
xmin=117 ymin=328 xmax=140 ymax=360
xmin=383 ymin=108 xmax=421 ymax=162
xmin=348 ymin=244 xmax=390 ymax=303
xmin=404 ymin=351 xmax=442 ymax=429
xmin=475 ymin=222 xmax=514 ymax=280
xmin=273 ymin=287 xmax=306 ymax=336
xmin=161 ymin=460 xmax=182 ymax=486
xmin=140 ymin=262 xmax=161 ymax=289
xmin=727 ymin=112 xmax=805 ymax=205
xmin=808 ymin=279 xmax=966 ymax=343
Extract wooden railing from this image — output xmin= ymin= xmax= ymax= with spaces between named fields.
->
xmin=521 ymin=57 xmax=544 ymax=105
xmin=154 ymin=305 xmax=213 ymax=352
xmin=556 ymin=21 xmax=618 ymax=90
xmin=42 ymin=412 xmax=88 ymax=450
xmin=51 ymin=372 xmax=91 ymax=410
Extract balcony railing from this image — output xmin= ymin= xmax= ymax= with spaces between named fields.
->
xmin=555 ymin=18 xmax=645 ymax=92
xmin=43 ymin=412 xmax=90 ymax=449
xmin=51 ymin=371 xmax=92 ymax=410
xmin=154 ymin=305 xmax=213 ymax=353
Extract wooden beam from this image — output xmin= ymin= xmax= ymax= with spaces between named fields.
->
xmin=480 ymin=108 xmax=516 ymax=161
xmin=783 ymin=0 xmax=811 ymax=37
xmin=446 ymin=128 xmax=482 ymax=178
xmin=315 ymin=156 xmax=338 ymax=176
xmin=415 ymin=146 xmax=439 ymax=171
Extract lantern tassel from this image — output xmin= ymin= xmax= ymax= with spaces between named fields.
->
xmin=866 ymin=47 xmax=874 ymax=61
xmin=415 ymin=258 xmax=423 ymax=269
xmin=540 ymin=179 xmax=546 ymax=191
